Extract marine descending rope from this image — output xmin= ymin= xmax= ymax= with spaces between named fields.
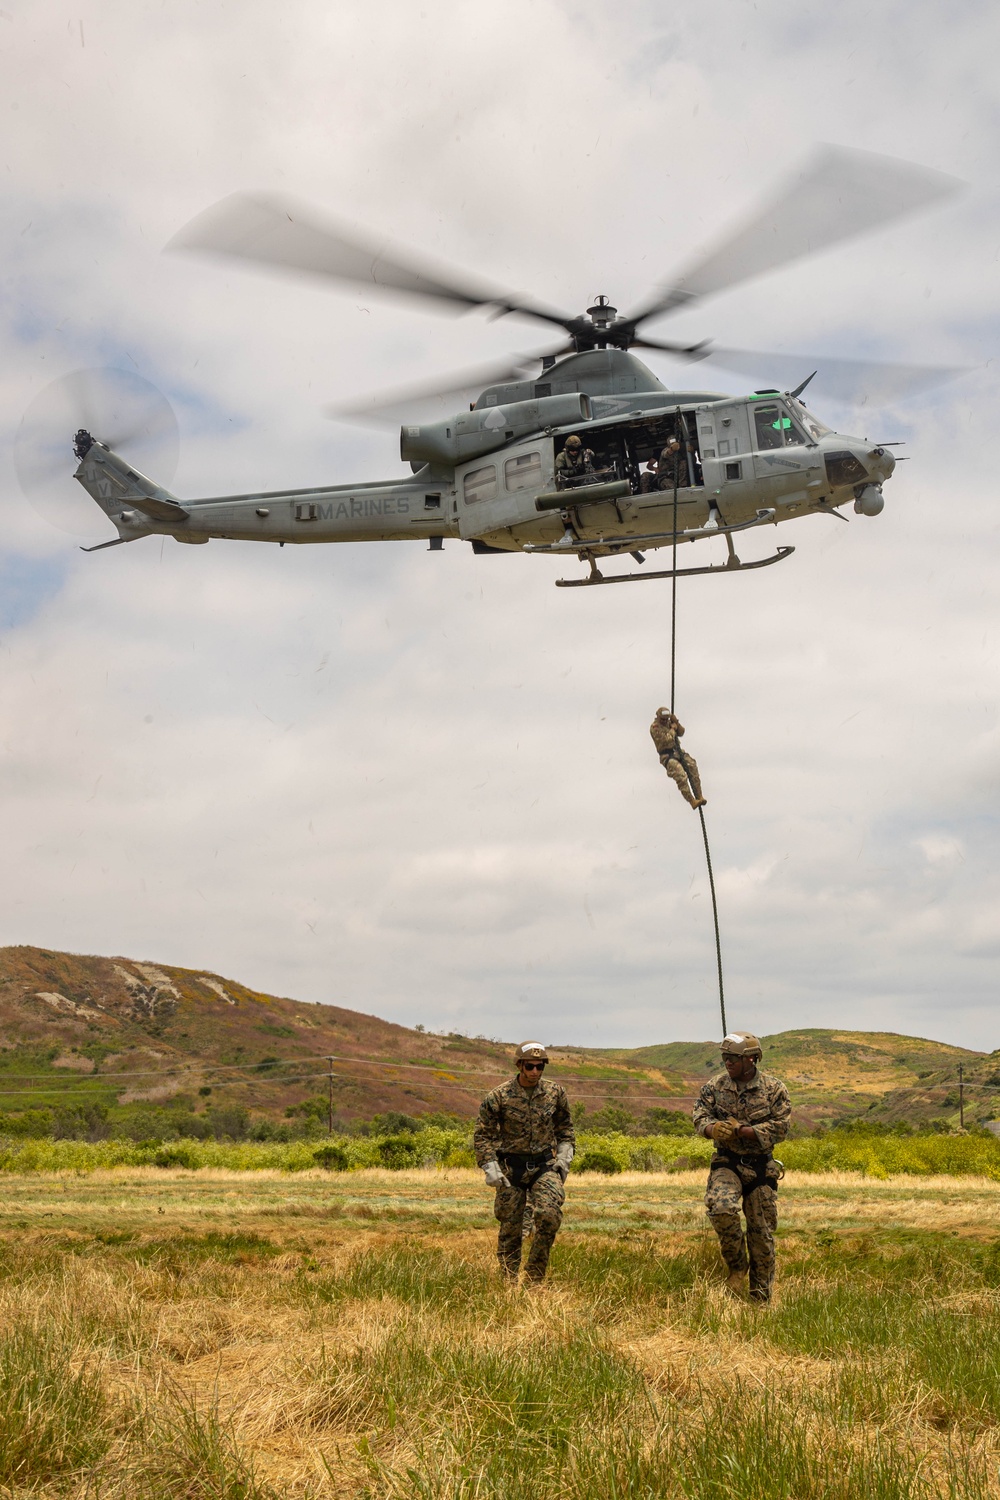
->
xmin=668 ymin=414 xmax=727 ymax=1038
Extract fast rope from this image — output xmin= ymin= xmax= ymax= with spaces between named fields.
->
xmin=669 ymin=411 xmax=727 ymax=1039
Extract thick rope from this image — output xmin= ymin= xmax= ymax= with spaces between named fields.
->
xmin=670 ymin=413 xmax=679 ymax=713
xmin=669 ymin=410 xmax=727 ymax=1039
xmin=698 ymin=804 xmax=727 ymax=1037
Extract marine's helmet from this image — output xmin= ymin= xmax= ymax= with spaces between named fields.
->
xmin=564 ymin=435 xmax=583 ymax=450
xmin=655 ymin=706 xmax=675 ymax=723
xmin=720 ymin=1031 xmax=762 ymax=1060
xmin=515 ymin=1041 xmax=550 ymax=1063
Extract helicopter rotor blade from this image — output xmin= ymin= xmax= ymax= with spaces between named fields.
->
xmin=671 ymin=344 xmax=966 ymax=405
xmin=330 ymin=348 xmax=573 ymax=426
xmin=14 ymin=368 xmax=179 ymax=538
xmin=624 ymin=145 xmax=962 ymax=331
xmin=170 ymin=193 xmax=574 ymax=332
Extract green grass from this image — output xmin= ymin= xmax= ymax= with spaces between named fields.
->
xmin=1 ymin=1127 xmax=999 ymax=1178
xmin=310 ymin=1243 xmax=496 ymax=1310
xmin=0 ymin=1322 xmax=112 ymax=1483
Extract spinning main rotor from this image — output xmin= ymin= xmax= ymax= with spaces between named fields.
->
xmin=169 ymin=143 xmax=962 ymax=412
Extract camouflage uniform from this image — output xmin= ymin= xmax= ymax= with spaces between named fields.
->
xmin=474 ymin=1075 xmax=575 ymax=1282
xmin=649 ymin=713 xmax=704 ymax=808
xmin=692 ymin=1068 xmax=791 ymax=1301
xmin=555 ymin=446 xmax=597 ymax=488
xmin=639 ymin=443 xmax=688 ymax=494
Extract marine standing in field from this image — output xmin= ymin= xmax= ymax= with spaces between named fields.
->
xmin=692 ymin=1032 xmax=790 ymax=1303
xmin=474 ymin=1042 xmax=575 ymax=1285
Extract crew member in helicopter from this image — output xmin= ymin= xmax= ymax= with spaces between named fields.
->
xmin=639 ymin=434 xmax=687 ymax=494
xmin=554 ymin=434 xmax=598 ymax=488
xmin=650 ymin=707 xmax=706 ymax=809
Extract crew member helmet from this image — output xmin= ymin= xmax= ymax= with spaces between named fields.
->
xmin=720 ymin=1031 xmax=762 ymax=1059
xmin=564 ymin=435 xmax=583 ymax=449
xmin=515 ymin=1041 xmax=550 ymax=1063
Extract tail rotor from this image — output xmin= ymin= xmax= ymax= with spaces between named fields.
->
xmin=14 ymin=368 xmax=179 ymax=538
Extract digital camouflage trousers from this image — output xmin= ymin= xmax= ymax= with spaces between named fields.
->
xmin=494 ymin=1168 xmax=565 ymax=1282
xmin=662 ymin=754 xmax=703 ymax=807
xmin=705 ymin=1166 xmax=778 ymax=1301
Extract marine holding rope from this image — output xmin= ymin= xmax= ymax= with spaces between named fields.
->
xmin=692 ymin=1032 xmax=791 ymax=1303
xmin=474 ymin=1042 xmax=575 ymax=1285
xmin=650 ymin=708 xmax=706 ymax=809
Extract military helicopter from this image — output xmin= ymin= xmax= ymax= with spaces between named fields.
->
xmin=16 ymin=145 xmax=962 ymax=586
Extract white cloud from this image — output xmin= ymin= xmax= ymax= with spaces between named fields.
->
xmin=0 ymin=0 xmax=998 ymax=1052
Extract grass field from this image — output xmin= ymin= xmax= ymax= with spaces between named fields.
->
xmin=2 ymin=1166 xmax=999 ymax=1498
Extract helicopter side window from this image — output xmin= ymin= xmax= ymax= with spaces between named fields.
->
xmin=463 ymin=465 xmax=498 ymax=504
xmin=753 ymin=404 xmax=809 ymax=451
xmin=504 ymin=452 xmax=541 ymax=493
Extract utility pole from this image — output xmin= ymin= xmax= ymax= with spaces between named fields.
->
xmin=325 ymin=1056 xmax=335 ymax=1136
xmin=959 ymin=1063 xmax=965 ymax=1130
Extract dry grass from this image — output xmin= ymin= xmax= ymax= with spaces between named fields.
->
xmin=0 ymin=1168 xmax=998 ymax=1497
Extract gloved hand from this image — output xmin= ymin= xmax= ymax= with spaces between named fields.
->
xmin=709 ymin=1118 xmax=740 ymax=1145
xmin=555 ymin=1142 xmax=574 ymax=1181
xmin=483 ymin=1160 xmax=511 ymax=1189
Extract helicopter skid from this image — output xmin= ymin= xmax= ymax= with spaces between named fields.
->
xmin=554 ymin=545 xmax=795 ymax=587
xmin=523 ymin=507 xmax=777 ymax=559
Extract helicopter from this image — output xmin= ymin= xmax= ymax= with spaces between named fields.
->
xmin=17 ymin=145 xmax=962 ymax=587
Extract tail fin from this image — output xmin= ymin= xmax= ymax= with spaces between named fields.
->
xmin=73 ymin=433 xmax=188 ymax=530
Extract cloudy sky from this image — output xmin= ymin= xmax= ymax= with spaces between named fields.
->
xmin=1 ymin=0 xmax=998 ymax=1052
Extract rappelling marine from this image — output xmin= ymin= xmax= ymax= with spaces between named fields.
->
xmin=650 ymin=708 xmax=706 ymax=809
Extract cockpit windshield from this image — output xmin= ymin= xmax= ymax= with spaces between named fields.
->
xmin=788 ymin=398 xmax=832 ymax=441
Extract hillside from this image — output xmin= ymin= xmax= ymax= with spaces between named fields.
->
xmin=0 ymin=946 xmax=994 ymax=1135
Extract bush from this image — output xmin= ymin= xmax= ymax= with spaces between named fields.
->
xmin=153 ymin=1143 xmax=202 ymax=1170
xmin=313 ymin=1144 xmax=349 ymax=1171
xmin=376 ymin=1135 xmax=420 ymax=1169
xmin=577 ymin=1150 xmax=622 ymax=1175
xmin=0 ymin=1110 xmax=53 ymax=1139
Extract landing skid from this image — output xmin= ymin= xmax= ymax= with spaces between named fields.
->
xmin=555 ymin=544 xmax=795 ymax=587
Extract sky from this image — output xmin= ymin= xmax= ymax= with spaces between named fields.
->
xmin=1 ymin=0 xmax=999 ymax=1052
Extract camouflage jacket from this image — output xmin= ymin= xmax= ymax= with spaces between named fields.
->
xmin=650 ymin=716 xmax=685 ymax=759
xmin=474 ymin=1076 xmax=575 ymax=1166
xmin=654 ymin=445 xmax=688 ymax=488
xmin=555 ymin=448 xmax=596 ymax=481
xmin=692 ymin=1067 xmax=790 ymax=1158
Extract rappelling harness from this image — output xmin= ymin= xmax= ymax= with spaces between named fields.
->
xmin=708 ymin=1150 xmax=786 ymax=1196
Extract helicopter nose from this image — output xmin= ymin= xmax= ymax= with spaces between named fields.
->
xmin=867 ymin=446 xmax=896 ymax=480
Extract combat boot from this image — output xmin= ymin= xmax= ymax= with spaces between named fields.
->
xmin=726 ymin=1269 xmax=748 ymax=1296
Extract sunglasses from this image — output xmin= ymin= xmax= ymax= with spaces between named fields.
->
xmin=520 ymin=1061 xmax=546 ymax=1072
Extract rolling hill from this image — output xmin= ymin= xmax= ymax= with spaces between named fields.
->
xmin=0 ymin=945 xmax=994 ymax=1133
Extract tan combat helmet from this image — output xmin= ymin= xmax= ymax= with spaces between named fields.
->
xmin=564 ymin=435 xmax=582 ymax=449
xmin=515 ymin=1040 xmax=550 ymax=1063
xmin=720 ymin=1031 xmax=762 ymax=1059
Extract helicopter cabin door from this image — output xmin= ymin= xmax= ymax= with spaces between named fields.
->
xmin=455 ymin=440 xmax=555 ymax=539
xmin=749 ymin=398 xmax=824 ymax=504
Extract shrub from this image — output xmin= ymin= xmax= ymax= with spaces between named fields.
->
xmin=153 ymin=1143 xmax=201 ymax=1170
xmin=376 ymin=1136 xmax=420 ymax=1169
xmin=313 ymin=1144 xmax=349 ymax=1171
xmin=577 ymin=1150 xmax=622 ymax=1175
